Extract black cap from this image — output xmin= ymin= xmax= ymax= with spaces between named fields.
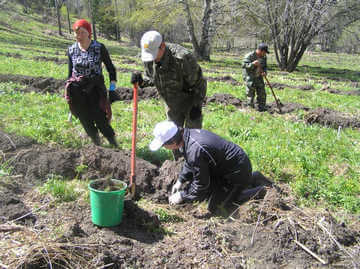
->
xmin=258 ymin=43 xmax=270 ymax=53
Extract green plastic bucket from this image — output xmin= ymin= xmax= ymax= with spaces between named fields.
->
xmin=88 ymin=179 xmax=127 ymax=227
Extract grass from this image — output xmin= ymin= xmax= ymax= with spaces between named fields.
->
xmin=39 ymin=175 xmax=81 ymax=203
xmin=0 ymin=3 xmax=359 ymax=214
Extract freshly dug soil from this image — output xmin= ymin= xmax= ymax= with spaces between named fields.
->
xmin=304 ymin=108 xmax=360 ymax=129
xmin=90 ymin=179 xmax=127 ymax=192
xmin=0 ymin=130 xmax=359 ymax=268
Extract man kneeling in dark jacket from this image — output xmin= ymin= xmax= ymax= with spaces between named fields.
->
xmin=149 ymin=121 xmax=272 ymax=213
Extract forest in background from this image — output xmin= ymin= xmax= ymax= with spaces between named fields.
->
xmin=10 ymin=0 xmax=360 ymax=71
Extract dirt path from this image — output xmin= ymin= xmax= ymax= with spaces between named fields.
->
xmin=0 ymin=130 xmax=359 ymax=268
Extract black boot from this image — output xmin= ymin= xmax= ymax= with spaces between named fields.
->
xmin=107 ymin=136 xmax=118 ymax=148
xmin=235 ymin=186 xmax=267 ymax=203
xmin=90 ymin=133 xmax=101 ymax=146
xmin=247 ymin=97 xmax=255 ymax=108
xmin=251 ymin=171 xmax=273 ymax=187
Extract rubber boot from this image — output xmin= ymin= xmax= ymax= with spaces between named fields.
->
xmin=251 ymin=171 xmax=273 ymax=187
xmin=235 ymin=186 xmax=267 ymax=204
xmin=247 ymin=97 xmax=255 ymax=108
xmin=107 ymin=136 xmax=118 ymax=148
xmin=256 ymin=100 xmax=267 ymax=112
xmin=90 ymin=133 xmax=101 ymax=146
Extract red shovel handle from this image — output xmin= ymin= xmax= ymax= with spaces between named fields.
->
xmin=130 ymin=83 xmax=138 ymax=198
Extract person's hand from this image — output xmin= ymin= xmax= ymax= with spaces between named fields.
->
xmin=109 ymin=82 xmax=116 ymax=91
xmin=169 ymin=192 xmax=183 ymax=205
xmin=172 ymin=180 xmax=183 ymax=194
xmin=130 ymin=72 xmax=143 ymax=85
xmin=253 ymin=60 xmax=259 ymax=66
xmin=261 ymin=71 xmax=267 ymax=77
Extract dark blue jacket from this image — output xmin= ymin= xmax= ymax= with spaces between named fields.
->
xmin=179 ymin=128 xmax=252 ymax=202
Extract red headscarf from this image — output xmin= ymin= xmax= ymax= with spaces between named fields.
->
xmin=73 ymin=19 xmax=92 ymax=38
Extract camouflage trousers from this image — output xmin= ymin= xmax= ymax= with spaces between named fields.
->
xmin=165 ymin=88 xmax=207 ymax=161
xmin=165 ymin=91 xmax=206 ymax=129
xmin=245 ymin=77 xmax=266 ymax=110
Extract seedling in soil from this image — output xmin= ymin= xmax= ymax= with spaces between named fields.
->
xmin=92 ymin=177 xmax=126 ymax=192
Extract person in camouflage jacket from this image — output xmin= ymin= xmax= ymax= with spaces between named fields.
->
xmin=131 ymin=31 xmax=207 ymax=129
xmin=242 ymin=43 xmax=269 ymax=111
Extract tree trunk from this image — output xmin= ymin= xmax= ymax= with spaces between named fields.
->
xmin=89 ymin=0 xmax=97 ymax=40
xmin=181 ymin=0 xmax=214 ymax=61
xmin=198 ymin=0 xmax=212 ymax=61
xmin=56 ymin=1 xmax=62 ymax=36
xmin=244 ymin=0 xmax=360 ymax=72
xmin=66 ymin=1 xmax=71 ymax=34
xmin=22 ymin=0 xmax=29 ymax=13
xmin=182 ymin=0 xmax=201 ymax=57
xmin=114 ymin=0 xmax=121 ymax=41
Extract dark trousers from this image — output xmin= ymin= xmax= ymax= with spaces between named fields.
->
xmin=69 ymin=83 xmax=115 ymax=140
xmin=208 ymin=155 xmax=252 ymax=212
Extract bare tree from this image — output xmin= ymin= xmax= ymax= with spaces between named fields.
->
xmin=113 ymin=0 xmax=121 ymax=41
xmin=237 ymin=0 xmax=360 ymax=72
xmin=54 ymin=0 xmax=65 ymax=36
xmin=65 ymin=0 xmax=71 ymax=34
xmin=180 ymin=0 xmax=222 ymax=61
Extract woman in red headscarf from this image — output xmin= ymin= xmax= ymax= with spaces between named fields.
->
xmin=65 ymin=19 xmax=118 ymax=147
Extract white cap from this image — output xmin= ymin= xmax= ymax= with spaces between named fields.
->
xmin=140 ymin=31 xmax=163 ymax=62
xmin=149 ymin=121 xmax=178 ymax=151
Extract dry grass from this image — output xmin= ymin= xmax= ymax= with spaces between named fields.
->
xmin=0 ymin=224 xmax=103 ymax=268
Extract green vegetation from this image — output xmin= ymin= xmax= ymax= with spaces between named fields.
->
xmin=154 ymin=208 xmax=184 ymax=223
xmin=39 ymin=175 xmax=81 ymax=203
xmin=0 ymin=4 xmax=359 ymax=214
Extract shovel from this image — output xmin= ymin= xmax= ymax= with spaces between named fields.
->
xmin=263 ymin=74 xmax=283 ymax=113
xmin=128 ymin=82 xmax=138 ymax=199
xmin=259 ymin=65 xmax=283 ymax=113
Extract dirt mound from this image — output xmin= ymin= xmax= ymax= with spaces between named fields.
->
xmin=0 ymin=51 xmax=22 ymax=58
xmin=206 ymin=75 xmax=240 ymax=85
xmin=224 ymin=186 xmax=360 ymax=267
xmin=297 ymin=84 xmax=314 ymax=91
xmin=0 ymin=130 xmax=158 ymax=196
xmin=206 ymin=93 xmax=244 ymax=107
xmin=304 ymin=108 xmax=360 ymax=129
xmin=0 ymin=73 xmax=65 ymax=94
xmin=0 ymin=130 xmax=359 ymax=268
xmin=109 ymin=86 xmax=159 ymax=102
xmin=267 ymin=102 xmax=309 ymax=114
xmin=33 ymin=55 xmax=68 ymax=65
xmin=270 ymin=82 xmax=289 ymax=90
xmin=323 ymin=87 xmax=360 ymax=96
xmin=150 ymin=159 xmax=183 ymax=203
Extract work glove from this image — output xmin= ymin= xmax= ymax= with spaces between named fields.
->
xmin=130 ymin=72 xmax=143 ymax=85
xmin=109 ymin=82 xmax=116 ymax=91
xmin=171 ymin=180 xmax=183 ymax=195
xmin=169 ymin=191 xmax=183 ymax=205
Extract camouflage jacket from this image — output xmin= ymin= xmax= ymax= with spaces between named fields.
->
xmin=242 ymin=51 xmax=267 ymax=82
xmin=141 ymin=43 xmax=206 ymax=109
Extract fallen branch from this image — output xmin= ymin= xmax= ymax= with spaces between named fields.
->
xmin=4 ymin=134 xmax=16 ymax=149
xmin=317 ymin=218 xmax=359 ymax=267
xmin=251 ymin=199 xmax=266 ymax=246
xmin=97 ymin=264 xmax=114 ymax=269
xmin=0 ymin=225 xmax=23 ymax=233
xmin=8 ymin=203 xmax=48 ymax=224
xmin=294 ymin=239 xmax=327 ymax=265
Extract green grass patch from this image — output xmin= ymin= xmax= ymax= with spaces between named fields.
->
xmin=39 ymin=175 xmax=81 ymax=203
